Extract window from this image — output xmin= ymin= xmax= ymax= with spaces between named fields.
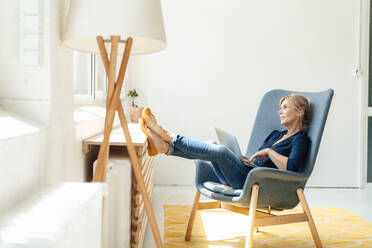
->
xmin=73 ymin=51 xmax=128 ymax=103
xmin=73 ymin=52 xmax=94 ymax=97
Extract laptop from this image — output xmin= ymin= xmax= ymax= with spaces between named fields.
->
xmin=214 ymin=127 xmax=258 ymax=168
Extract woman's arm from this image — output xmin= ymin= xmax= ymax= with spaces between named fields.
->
xmin=248 ymin=148 xmax=288 ymax=170
xmin=247 ymin=135 xmax=309 ymax=172
xmin=266 ymin=148 xmax=288 ymax=170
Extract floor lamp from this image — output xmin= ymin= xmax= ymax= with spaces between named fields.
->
xmin=62 ymin=1 xmax=167 ymax=247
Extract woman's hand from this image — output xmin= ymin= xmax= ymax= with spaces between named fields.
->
xmin=247 ymin=148 xmax=289 ymax=170
xmin=248 ymin=148 xmax=270 ymax=163
xmin=241 ymin=155 xmax=251 ymax=165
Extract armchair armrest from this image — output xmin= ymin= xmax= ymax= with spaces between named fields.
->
xmin=245 ymin=167 xmax=308 ymax=184
xmin=237 ymin=167 xmax=308 ymax=209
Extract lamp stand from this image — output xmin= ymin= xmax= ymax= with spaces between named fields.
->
xmin=92 ymin=36 xmax=163 ymax=248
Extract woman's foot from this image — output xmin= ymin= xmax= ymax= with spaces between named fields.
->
xmin=139 ymin=118 xmax=158 ymax=156
xmin=148 ymin=128 xmax=169 ymax=154
xmin=142 ymin=107 xmax=174 ymax=143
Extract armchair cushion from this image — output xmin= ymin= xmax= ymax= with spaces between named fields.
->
xmin=238 ymin=167 xmax=308 ymax=209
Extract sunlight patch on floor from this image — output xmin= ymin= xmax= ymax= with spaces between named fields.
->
xmin=200 ymin=210 xmax=254 ymax=241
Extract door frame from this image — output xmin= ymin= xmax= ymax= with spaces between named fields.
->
xmin=362 ymin=0 xmax=371 ymax=187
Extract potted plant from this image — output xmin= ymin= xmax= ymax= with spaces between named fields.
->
xmin=127 ymin=89 xmax=143 ymax=123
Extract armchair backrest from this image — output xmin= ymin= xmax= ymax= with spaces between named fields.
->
xmin=245 ymin=89 xmax=334 ymax=177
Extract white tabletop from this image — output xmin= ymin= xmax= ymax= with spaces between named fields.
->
xmin=83 ymin=123 xmax=147 ymax=153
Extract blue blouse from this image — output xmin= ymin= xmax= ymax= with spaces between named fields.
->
xmin=254 ymin=130 xmax=310 ymax=172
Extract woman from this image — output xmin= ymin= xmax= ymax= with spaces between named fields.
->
xmin=139 ymin=94 xmax=311 ymax=189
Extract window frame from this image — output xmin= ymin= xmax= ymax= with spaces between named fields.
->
xmin=73 ymin=51 xmax=128 ymax=105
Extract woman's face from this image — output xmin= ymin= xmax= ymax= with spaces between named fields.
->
xmin=279 ymin=99 xmax=301 ymax=128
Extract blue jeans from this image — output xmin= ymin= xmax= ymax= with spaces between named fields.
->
xmin=167 ymin=135 xmax=252 ymax=189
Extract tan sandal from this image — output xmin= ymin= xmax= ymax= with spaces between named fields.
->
xmin=141 ymin=107 xmax=174 ymax=142
xmin=139 ymin=118 xmax=158 ymax=156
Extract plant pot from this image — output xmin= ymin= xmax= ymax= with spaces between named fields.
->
xmin=129 ymin=107 xmax=144 ymax=123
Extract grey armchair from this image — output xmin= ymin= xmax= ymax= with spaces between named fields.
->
xmin=185 ymin=89 xmax=334 ymax=248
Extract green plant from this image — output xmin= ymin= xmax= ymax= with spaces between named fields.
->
xmin=127 ymin=89 xmax=139 ymax=107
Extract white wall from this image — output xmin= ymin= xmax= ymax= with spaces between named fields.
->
xmin=0 ymin=131 xmax=45 ymax=212
xmin=0 ymin=0 xmax=49 ymax=212
xmin=0 ymin=0 xmax=106 ymax=213
xmin=130 ymin=0 xmax=365 ymax=187
xmin=0 ymin=0 xmax=50 ymax=124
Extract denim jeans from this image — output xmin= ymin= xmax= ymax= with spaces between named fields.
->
xmin=167 ymin=135 xmax=252 ymax=189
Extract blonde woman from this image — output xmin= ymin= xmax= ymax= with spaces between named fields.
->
xmin=140 ymin=94 xmax=311 ymax=189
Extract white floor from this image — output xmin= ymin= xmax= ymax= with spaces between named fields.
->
xmin=143 ymin=185 xmax=372 ymax=248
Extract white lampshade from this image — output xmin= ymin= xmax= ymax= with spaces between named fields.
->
xmin=62 ymin=0 xmax=167 ymax=55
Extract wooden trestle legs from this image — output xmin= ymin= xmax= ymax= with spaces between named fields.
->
xmin=92 ymin=36 xmax=163 ymax=248
xmin=185 ymin=185 xmax=323 ymax=248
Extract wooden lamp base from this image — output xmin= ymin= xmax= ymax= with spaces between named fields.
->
xmin=92 ymin=36 xmax=163 ymax=248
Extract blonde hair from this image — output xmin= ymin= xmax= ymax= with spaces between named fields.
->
xmin=280 ymin=94 xmax=312 ymax=131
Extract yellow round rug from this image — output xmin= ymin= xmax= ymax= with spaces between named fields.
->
xmin=164 ymin=205 xmax=372 ymax=248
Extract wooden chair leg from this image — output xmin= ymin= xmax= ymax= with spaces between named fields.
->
xmin=185 ymin=191 xmax=201 ymax=241
xmin=297 ymin=188 xmax=323 ymax=248
xmin=245 ymin=185 xmax=259 ymax=248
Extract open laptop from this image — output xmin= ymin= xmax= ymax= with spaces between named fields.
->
xmin=215 ymin=127 xmax=258 ymax=168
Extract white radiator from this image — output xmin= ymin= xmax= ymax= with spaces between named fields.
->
xmin=93 ymin=154 xmax=132 ymax=248
xmin=0 ymin=182 xmax=104 ymax=248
